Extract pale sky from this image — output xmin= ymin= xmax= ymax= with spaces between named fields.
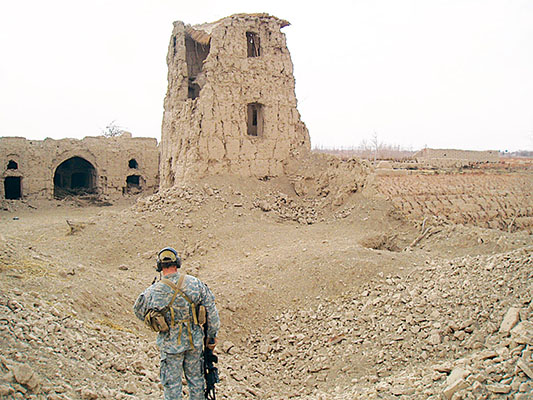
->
xmin=1 ymin=0 xmax=532 ymax=151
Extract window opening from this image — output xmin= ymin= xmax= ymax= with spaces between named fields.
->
xmin=185 ymin=33 xmax=210 ymax=100
xmin=247 ymin=103 xmax=264 ymax=136
xmin=128 ymin=159 xmax=138 ymax=169
xmin=125 ymin=175 xmax=142 ymax=194
xmin=53 ymin=156 xmax=97 ymax=198
xmin=126 ymin=175 xmax=140 ymax=187
xmin=4 ymin=177 xmax=22 ymax=199
xmin=168 ymin=158 xmax=175 ymax=187
xmin=246 ymin=32 xmax=261 ymax=57
xmin=7 ymin=160 xmax=18 ymax=170
xmin=188 ymin=78 xmax=201 ymax=100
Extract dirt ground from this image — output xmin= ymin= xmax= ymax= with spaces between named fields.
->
xmin=0 ymin=170 xmax=532 ymax=399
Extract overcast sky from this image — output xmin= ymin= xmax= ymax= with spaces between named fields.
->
xmin=1 ymin=0 xmax=532 ymax=151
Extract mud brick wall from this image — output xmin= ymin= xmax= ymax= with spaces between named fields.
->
xmin=160 ymin=13 xmax=310 ymax=187
xmin=377 ymin=173 xmax=533 ymax=232
xmin=0 ymin=134 xmax=159 ymax=200
xmin=414 ymin=148 xmax=499 ymax=162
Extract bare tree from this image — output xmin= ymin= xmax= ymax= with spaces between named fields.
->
xmin=370 ymin=131 xmax=380 ymax=162
xmin=101 ymin=120 xmax=125 ymax=137
xmin=313 ymin=134 xmax=415 ymax=160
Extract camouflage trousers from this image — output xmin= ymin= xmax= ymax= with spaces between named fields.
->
xmin=160 ymin=348 xmax=204 ymax=400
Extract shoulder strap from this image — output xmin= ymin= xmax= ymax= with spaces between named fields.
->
xmin=161 ymin=275 xmax=199 ymax=325
xmin=162 ymin=273 xmax=186 ymax=292
xmin=160 ymin=274 xmax=186 ymax=329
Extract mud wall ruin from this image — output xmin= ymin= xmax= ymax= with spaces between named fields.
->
xmin=160 ymin=13 xmax=310 ymax=187
xmin=0 ymin=134 xmax=159 ymax=200
xmin=414 ymin=148 xmax=499 ymax=162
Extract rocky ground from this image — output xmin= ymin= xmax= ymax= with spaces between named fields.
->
xmin=0 ymin=172 xmax=531 ymax=399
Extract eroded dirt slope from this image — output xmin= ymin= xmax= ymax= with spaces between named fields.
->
xmin=0 ymin=173 xmax=532 ymax=399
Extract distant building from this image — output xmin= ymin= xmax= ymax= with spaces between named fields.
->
xmin=0 ymin=133 xmax=159 ymax=200
xmin=414 ymin=148 xmax=499 ymax=162
xmin=160 ymin=13 xmax=310 ymax=187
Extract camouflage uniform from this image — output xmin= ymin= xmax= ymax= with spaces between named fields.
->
xmin=134 ymin=272 xmax=220 ymax=400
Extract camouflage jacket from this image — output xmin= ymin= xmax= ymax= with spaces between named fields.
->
xmin=134 ymin=272 xmax=220 ymax=354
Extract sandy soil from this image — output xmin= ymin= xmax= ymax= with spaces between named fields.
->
xmin=0 ymin=172 xmax=531 ymax=399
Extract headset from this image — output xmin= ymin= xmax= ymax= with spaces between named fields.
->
xmin=156 ymin=247 xmax=182 ymax=272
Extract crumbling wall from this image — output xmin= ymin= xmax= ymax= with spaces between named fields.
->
xmin=289 ymin=153 xmax=372 ymax=206
xmin=414 ymin=148 xmax=499 ymax=163
xmin=160 ymin=13 xmax=310 ymax=187
xmin=0 ymin=134 xmax=159 ymax=200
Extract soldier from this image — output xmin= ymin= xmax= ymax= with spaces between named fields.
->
xmin=134 ymin=247 xmax=220 ymax=400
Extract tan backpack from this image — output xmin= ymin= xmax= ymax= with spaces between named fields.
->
xmin=144 ymin=274 xmax=206 ymax=333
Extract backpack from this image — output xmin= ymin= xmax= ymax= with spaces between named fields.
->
xmin=144 ymin=274 xmax=206 ymax=333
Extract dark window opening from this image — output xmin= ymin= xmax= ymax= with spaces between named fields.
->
xmin=53 ymin=156 xmax=97 ymax=198
xmin=185 ymin=33 xmax=210 ymax=100
xmin=246 ymin=32 xmax=261 ymax=57
xmin=188 ymin=78 xmax=201 ymax=100
xmin=4 ymin=177 xmax=22 ymax=199
xmin=247 ymin=103 xmax=264 ymax=136
xmin=7 ymin=160 xmax=18 ymax=170
xmin=126 ymin=175 xmax=140 ymax=187
xmin=125 ymin=175 xmax=143 ymax=194
xmin=168 ymin=158 xmax=175 ymax=187
xmin=128 ymin=159 xmax=138 ymax=169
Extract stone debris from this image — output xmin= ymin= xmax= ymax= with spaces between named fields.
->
xmin=500 ymin=307 xmax=521 ymax=334
xmin=0 ymin=291 xmax=160 ymax=399
xmin=219 ymin=246 xmax=532 ymax=399
xmin=512 ymin=321 xmax=533 ymax=345
xmin=253 ymin=192 xmax=319 ymax=224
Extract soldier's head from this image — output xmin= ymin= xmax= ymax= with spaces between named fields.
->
xmin=156 ymin=247 xmax=181 ymax=272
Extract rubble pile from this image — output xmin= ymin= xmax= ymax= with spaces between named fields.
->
xmin=218 ymin=246 xmax=532 ymax=399
xmin=291 ymin=155 xmax=371 ymax=208
xmin=253 ymin=192 xmax=319 ymax=224
xmin=134 ymin=185 xmax=208 ymax=214
xmin=0 ymin=290 xmax=161 ymax=399
xmin=136 ymin=183 xmax=324 ymax=225
xmin=1 ymin=246 xmax=530 ymax=399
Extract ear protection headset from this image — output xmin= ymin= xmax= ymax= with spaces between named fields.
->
xmin=156 ymin=247 xmax=181 ymax=272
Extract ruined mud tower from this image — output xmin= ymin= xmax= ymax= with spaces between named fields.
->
xmin=160 ymin=13 xmax=311 ymax=187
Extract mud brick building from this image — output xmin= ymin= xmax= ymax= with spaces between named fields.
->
xmin=0 ymin=133 xmax=159 ymax=200
xmin=160 ymin=13 xmax=311 ymax=187
xmin=414 ymin=148 xmax=499 ymax=162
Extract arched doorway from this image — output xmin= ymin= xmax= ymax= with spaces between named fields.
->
xmin=53 ymin=156 xmax=97 ymax=198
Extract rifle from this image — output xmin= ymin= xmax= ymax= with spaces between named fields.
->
xmin=203 ymin=323 xmax=219 ymax=400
